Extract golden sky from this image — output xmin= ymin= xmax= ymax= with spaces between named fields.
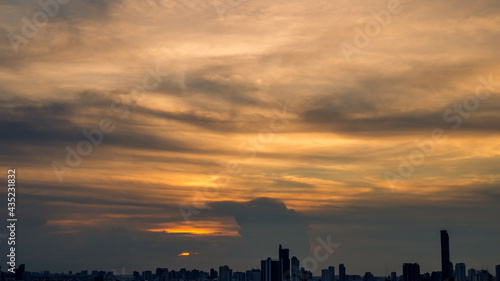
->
xmin=0 ymin=0 xmax=499 ymax=275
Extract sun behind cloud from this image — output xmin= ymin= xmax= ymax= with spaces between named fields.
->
xmin=178 ymin=252 xmax=198 ymax=256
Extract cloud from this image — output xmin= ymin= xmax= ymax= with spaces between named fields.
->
xmin=209 ymin=197 xmax=310 ymax=259
xmin=1 ymin=0 xmax=500 ymax=274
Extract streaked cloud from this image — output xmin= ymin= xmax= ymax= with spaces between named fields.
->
xmin=0 ymin=0 xmax=499 ymax=275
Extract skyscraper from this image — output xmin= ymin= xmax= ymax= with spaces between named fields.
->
xmin=291 ymin=257 xmax=300 ymax=281
xmin=16 ymin=264 xmax=25 ymax=281
xmin=262 ymin=258 xmax=281 ymax=281
xmin=364 ymin=272 xmax=375 ymax=281
xmin=247 ymin=269 xmax=262 ymax=281
xmin=403 ymin=263 xmax=421 ymax=281
xmin=468 ymin=269 xmax=476 ymax=281
xmin=321 ymin=268 xmax=334 ymax=281
xmin=441 ymin=230 xmax=451 ymax=281
xmin=339 ymin=264 xmax=346 ymax=281
xmin=210 ymin=269 xmax=218 ymax=280
xmin=391 ymin=272 xmax=398 ymax=281
xmin=329 ymin=267 xmax=335 ymax=281
xmin=300 ymin=268 xmax=311 ymax=281
xmin=219 ymin=266 xmax=232 ymax=281
xmin=455 ymin=263 xmax=466 ymax=281
xmin=279 ymin=245 xmax=291 ymax=281
xmin=142 ymin=271 xmax=152 ymax=281
xmin=474 ymin=270 xmax=491 ymax=281
xmin=495 ymin=265 xmax=499 ymax=281
xmin=322 ymin=270 xmax=330 ymax=281
xmin=234 ymin=272 xmax=246 ymax=281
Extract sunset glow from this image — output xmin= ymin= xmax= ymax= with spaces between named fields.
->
xmin=1 ymin=0 xmax=499 ymax=275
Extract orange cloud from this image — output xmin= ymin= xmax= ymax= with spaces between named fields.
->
xmin=144 ymin=220 xmax=240 ymax=236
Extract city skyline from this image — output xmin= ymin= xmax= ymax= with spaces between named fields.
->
xmin=3 ymin=233 xmax=498 ymax=278
xmin=2 ymin=242 xmax=498 ymax=281
xmin=1 ymin=0 xmax=500 ymax=276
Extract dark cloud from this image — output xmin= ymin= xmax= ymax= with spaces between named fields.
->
xmin=209 ymin=197 xmax=310 ymax=259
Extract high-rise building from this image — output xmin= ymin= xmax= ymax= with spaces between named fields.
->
xmin=280 ymin=245 xmax=291 ymax=281
xmin=441 ymin=230 xmax=452 ymax=281
xmin=339 ymin=265 xmax=346 ymax=281
xmin=23 ymin=272 xmax=31 ymax=281
xmin=220 ymin=266 xmax=233 ymax=281
xmin=364 ymin=272 xmax=375 ymax=281
xmin=321 ymin=268 xmax=334 ymax=281
xmin=16 ymin=264 xmax=25 ymax=281
xmin=323 ymin=270 xmax=330 ymax=281
xmin=431 ymin=271 xmax=442 ymax=281
xmin=142 ymin=271 xmax=152 ymax=281
xmin=210 ymin=269 xmax=218 ymax=280
xmin=291 ymin=257 xmax=300 ymax=281
xmin=262 ymin=258 xmax=281 ymax=281
xmin=300 ymin=268 xmax=306 ymax=281
xmin=391 ymin=272 xmax=398 ymax=281
xmin=468 ymin=269 xmax=476 ymax=281
xmin=234 ymin=272 xmax=246 ymax=281
xmin=403 ymin=263 xmax=421 ymax=281
xmin=475 ymin=270 xmax=492 ymax=281
xmin=455 ymin=264 xmax=466 ymax=281
xmin=157 ymin=268 xmax=169 ymax=281
xmin=300 ymin=268 xmax=312 ymax=281
xmin=495 ymin=265 xmax=499 ymax=281
xmin=450 ymin=262 xmax=455 ymax=281
xmin=247 ymin=269 xmax=262 ymax=281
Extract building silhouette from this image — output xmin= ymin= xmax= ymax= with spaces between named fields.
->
xmin=473 ymin=270 xmax=493 ymax=281
xmin=364 ymin=272 xmax=375 ymax=281
xmin=291 ymin=257 xmax=300 ymax=281
xmin=391 ymin=272 xmax=398 ymax=281
xmin=234 ymin=272 xmax=245 ymax=281
xmin=339 ymin=264 xmax=346 ymax=281
xmin=468 ymin=269 xmax=477 ymax=281
xmin=279 ymin=245 xmax=291 ymax=281
xmin=441 ymin=230 xmax=452 ymax=281
xmin=455 ymin=263 xmax=466 ymax=281
xmin=3 ymin=242 xmax=497 ymax=281
xmin=262 ymin=258 xmax=281 ymax=281
xmin=300 ymin=268 xmax=312 ymax=281
xmin=403 ymin=263 xmax=421 ymax=281
xmin=210 ymin=268 xmax=218 ymax=280
xmin=16 ymin=264 xmax=25 ymax=281
xmin=246 ymin=269 xmax=262 ymax=281
xmin=219 ymin=266 xmax=232 ymax=281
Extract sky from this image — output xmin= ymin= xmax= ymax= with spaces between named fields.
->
xmin=0 ymin=0 xmax=500 ymax=276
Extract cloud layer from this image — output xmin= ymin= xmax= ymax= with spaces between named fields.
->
xmin=1 ymin=0 xmax=500 ymax=275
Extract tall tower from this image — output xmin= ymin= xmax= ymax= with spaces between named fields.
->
xmin=219 ymin=266 xmax=233 ymax=281
xmin=329 ymin=267 xmax=335 ymax=281
xmin=403 ymin=263 xmax=421 ymax=281
xmin=441 ymin=230 xmax=451 ymax=281
xmin=262 ymin=258 xmax=281 ymax=281
xmin=495 ymin=265 xmax=499 ymax=281
xmin=291 ymin=257 xmax=300 ymax=281
xmin=279 ymin=245 xmax=290 ymax=281
xmin=455 ymin=263 xmax=466 ymax=281
xmin=339 ymin=264 xmax=346 ymax=281
xmin=322 ymin=270 xmax=330 ymax=281
xmin=391 ymin=272 xmax=397 ymax=281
